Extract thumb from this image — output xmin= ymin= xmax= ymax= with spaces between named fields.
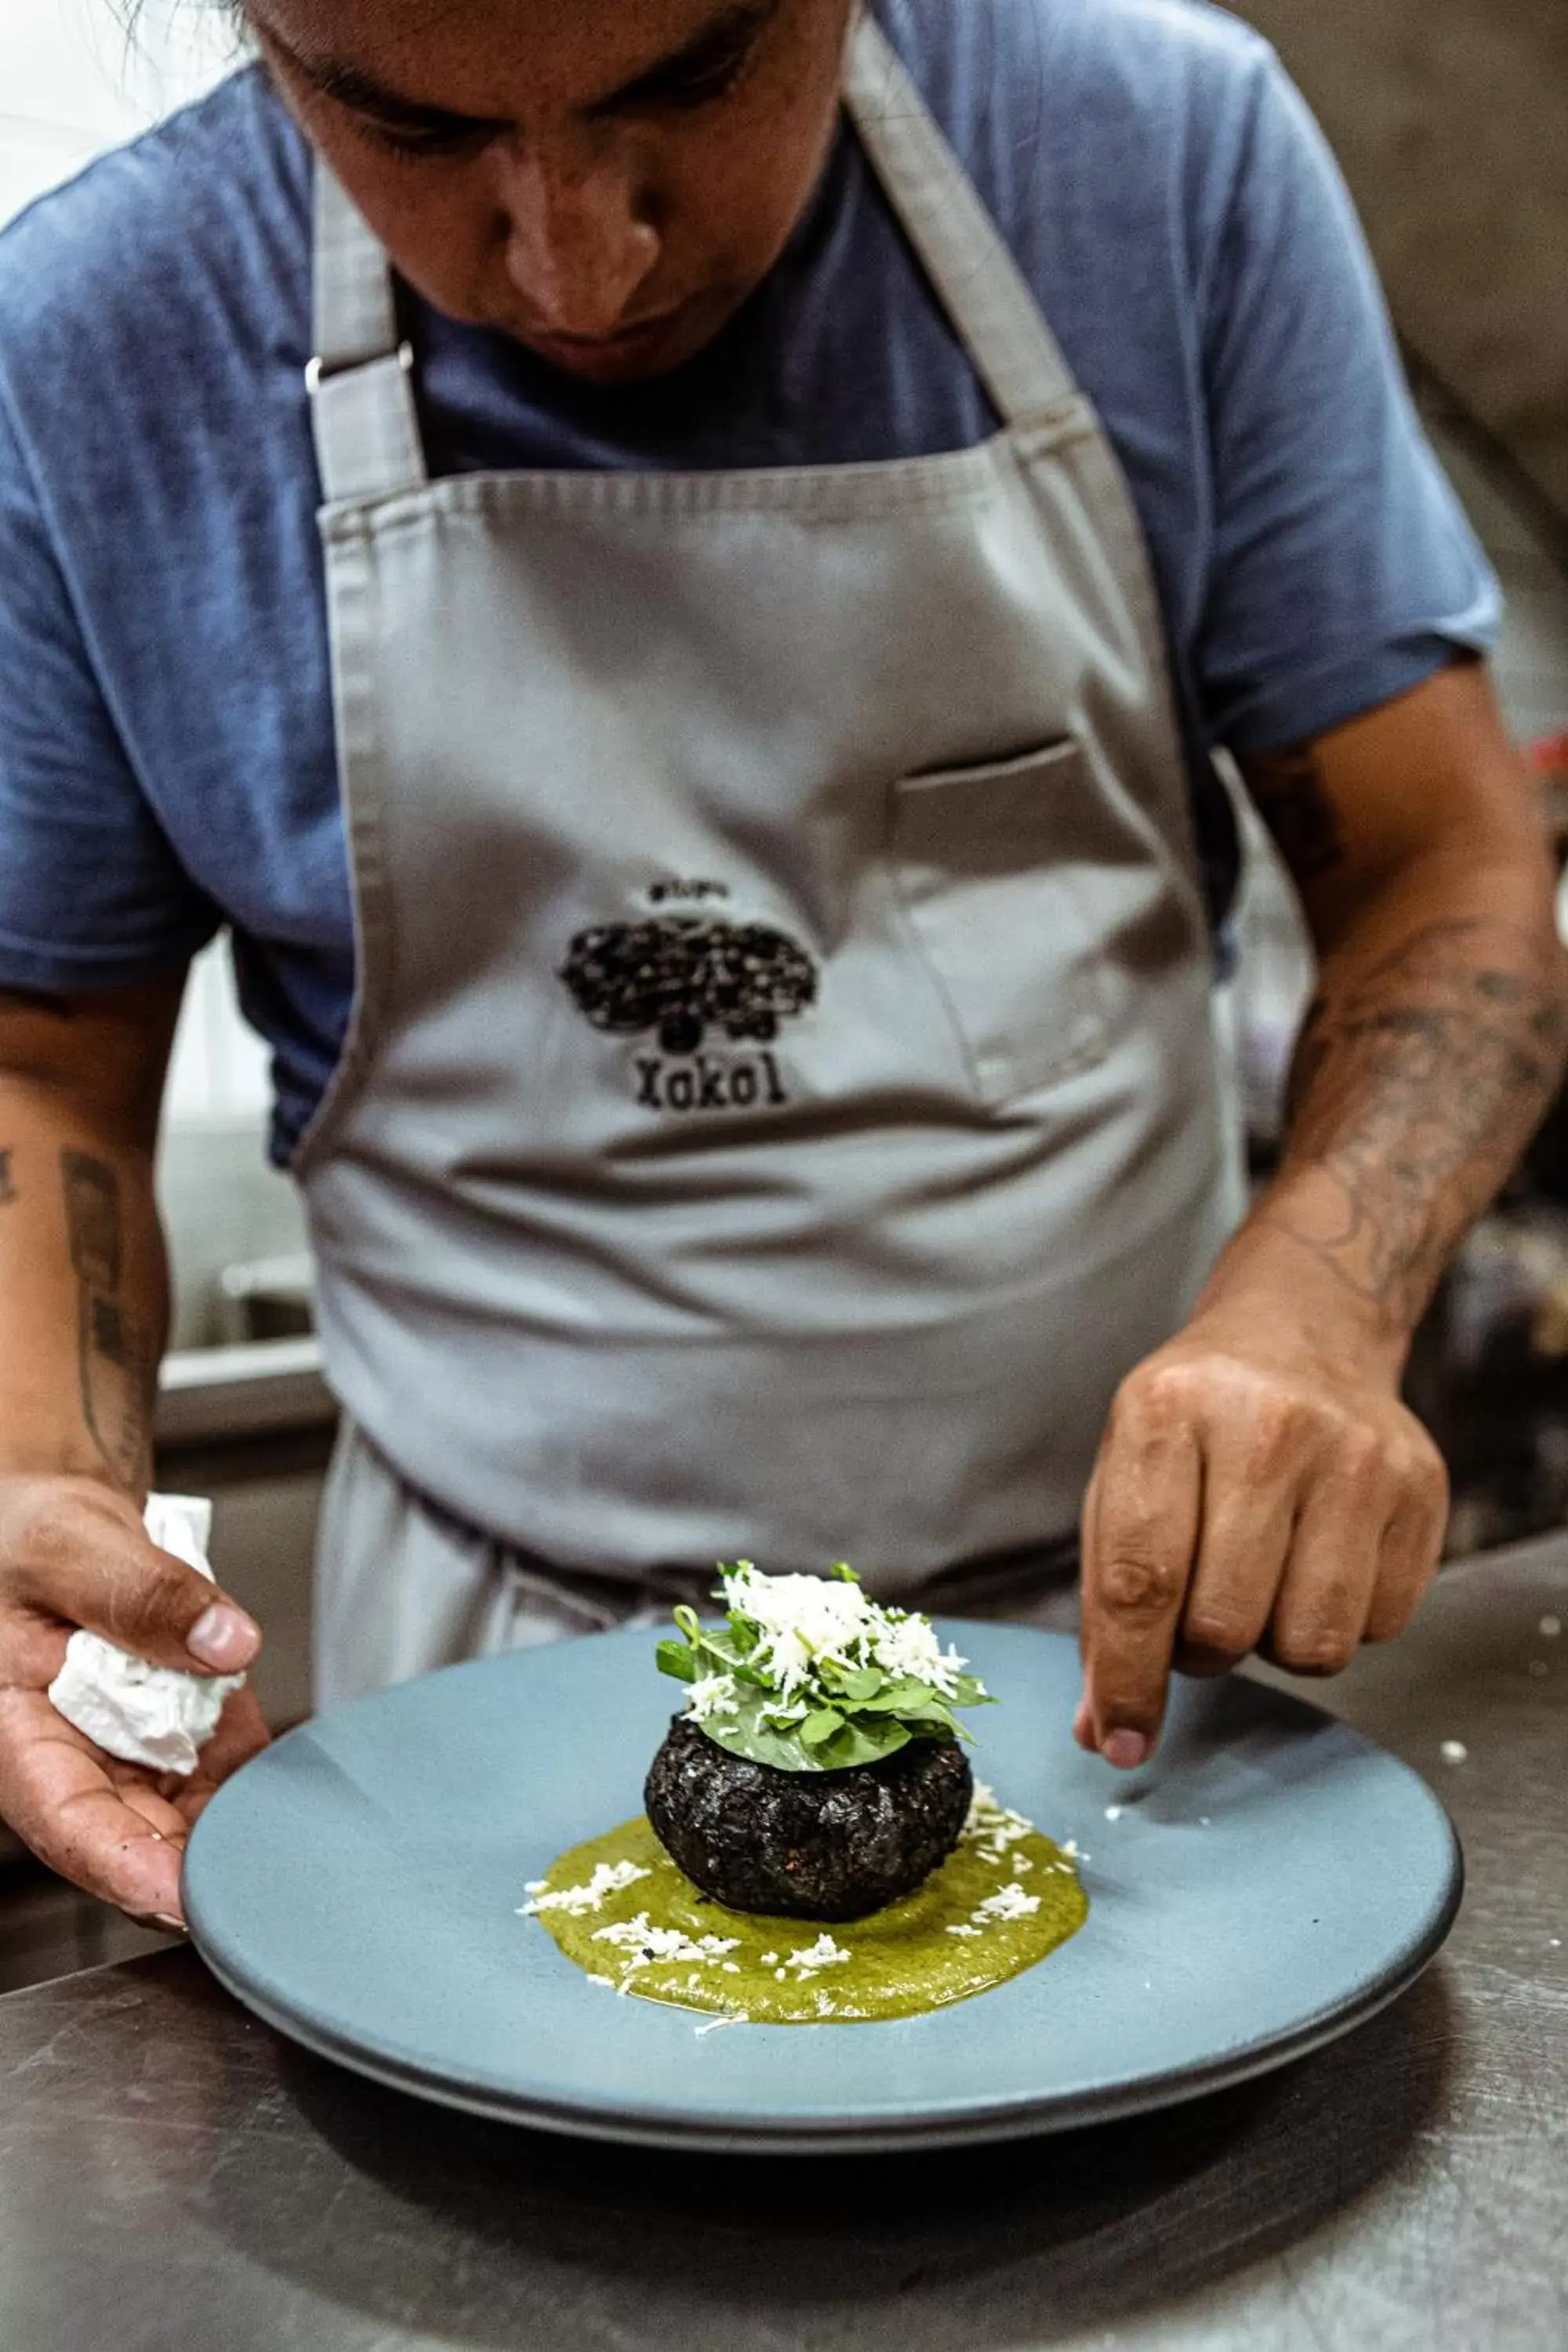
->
xmin=16 ymin=1486 xmax=263 ymax=1676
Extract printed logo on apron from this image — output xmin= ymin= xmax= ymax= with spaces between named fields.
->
xmin=556 ymin=880 xmax=818 ymax=1115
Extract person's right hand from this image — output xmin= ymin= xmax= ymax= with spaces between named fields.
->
xmin=0 ymin=1475 xmax=268 ymax=1928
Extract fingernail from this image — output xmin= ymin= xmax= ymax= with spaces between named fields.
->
xmin=1073 ymin=1699 xmax=1094 ymax=1746
xmin=188 ymin=1604 xmax=260 ymax=1671
xmin=1102 ymin=1730 xmax=1149 ymax=1770
xmin=154 ymin=1914 xmax=187 ymax=1936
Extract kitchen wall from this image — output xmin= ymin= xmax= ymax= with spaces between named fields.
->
xmin=1232 ymin=0 xmax=1568 ymax=523
xmin=1 ymin=0 xmax=234 ymax=220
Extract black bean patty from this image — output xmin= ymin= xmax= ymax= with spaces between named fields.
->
xmin=644 ymin=1715 xmax=973 ymax=1922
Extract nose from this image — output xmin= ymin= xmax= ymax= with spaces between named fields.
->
xmin=498 ymin=140 xmax=662 ymax=337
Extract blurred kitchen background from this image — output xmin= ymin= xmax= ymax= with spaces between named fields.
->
xmin=0 ymin=0 xmax=1565 ymax=1982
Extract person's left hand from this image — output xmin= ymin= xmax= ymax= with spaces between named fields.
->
xmin=1073 ymin=1301 xmax=1449 ymax=1768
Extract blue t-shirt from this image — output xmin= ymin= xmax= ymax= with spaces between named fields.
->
xmin=0 ymin=0 xmax=1497 ymax=1163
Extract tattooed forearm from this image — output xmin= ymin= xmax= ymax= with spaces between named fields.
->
xmin=61 ymin=1149 xmax=151 ymax=1490
xmin=1265 ymin=918 xmax=1568 ymax=1335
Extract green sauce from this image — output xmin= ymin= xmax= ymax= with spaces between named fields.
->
xmin=523 ymin=1791 xmax=1087 ymax=2024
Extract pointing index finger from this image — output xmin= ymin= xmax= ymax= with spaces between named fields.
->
xmin=1080 ymin=1398 xmax=1203 ymax=1766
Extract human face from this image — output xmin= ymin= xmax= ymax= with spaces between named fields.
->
xmin=249 ymin=0 xmax=853 ymax=384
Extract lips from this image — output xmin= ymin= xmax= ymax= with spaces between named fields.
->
xmin=523 ymin=302 xmax=694 ymax=377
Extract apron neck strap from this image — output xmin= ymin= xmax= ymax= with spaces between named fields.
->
xmin=842 ymin=12 xmax=1080 ymax=428
xmin=308 ymin=167 xmax=428 ymax=503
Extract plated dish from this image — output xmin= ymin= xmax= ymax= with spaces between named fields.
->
xmin=522 ymin=1565 xmax=1088 ymax=2022
xmin=184 ymin=1617 xmax=1463 ymax=2152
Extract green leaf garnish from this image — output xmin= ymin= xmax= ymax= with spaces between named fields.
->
xmin=659 ymin=1562 xmax=995 ymax=1773
xmin=833 ymin=1666 xmax=887 ymax=1703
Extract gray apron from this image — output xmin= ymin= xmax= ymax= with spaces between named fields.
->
xmin=301 ymin=13 xmax=1243 ymax=1708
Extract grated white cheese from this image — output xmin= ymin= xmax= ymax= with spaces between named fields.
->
xmin=1440 ymin=1740 xmax=1468 ymax=1766
xmin=710 ymin=1563 xmax=981 ymax=1707
xmin=871 ymin=1610 xmax=970 ymax=1697
xmin=1104 ymin=1805 xmax=1123 ymax=1822
xmin=590 ymin=1915 xmax=742 ymax=1982
xmin=786 ymin=1933 xmax=852 ymax=1975
xmin=946 ymin=1922 xmax=982 ymax=1938
xmin=521 ymin=1860 xmax=651 ymax=1917
xmin=686 ymin=1671 xmax=740 ymax=1722
xmin=1541 ymin=1616 xmax=1562 ymax=1640
xmin=964 ymin=1784 xmax=1035 ymax=1857
xmin=974 ymin=1882 xmax=1042 ymax=1923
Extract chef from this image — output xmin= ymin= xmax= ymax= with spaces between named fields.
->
xmin=0 ymin=0 xmax=1559 ymax=1930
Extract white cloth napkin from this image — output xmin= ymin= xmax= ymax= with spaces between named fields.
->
xmin=47 ymin=1494 xmax=246 ymax=1775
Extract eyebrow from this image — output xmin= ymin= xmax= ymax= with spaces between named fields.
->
xmin=263 ymin=0 xmax=782 ymax=136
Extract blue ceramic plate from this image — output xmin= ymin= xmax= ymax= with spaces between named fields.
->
xmin=184 ymin=1624 xmax=1461 ymax=2153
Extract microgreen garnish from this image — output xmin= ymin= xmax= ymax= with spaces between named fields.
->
xmin=656 ymin=1562 xmax=993 ymax=1773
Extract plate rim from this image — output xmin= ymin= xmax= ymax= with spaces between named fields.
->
xmin=193 ymin=1871 xmax=1461 ymax=2154
xmin=184 ymin=1627 xmax=1466 ymax=2154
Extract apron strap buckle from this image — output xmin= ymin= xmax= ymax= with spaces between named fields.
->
xmin=305 ymin=339 xmax=414 ymax=397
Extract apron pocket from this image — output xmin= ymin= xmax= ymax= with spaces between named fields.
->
xmin=890 ymin=739 xmax=1111 ymax=1104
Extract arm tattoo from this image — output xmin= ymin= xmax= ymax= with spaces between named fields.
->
xmin=1269 ymin=918 xmax=1568 ymax=1333
xmin=0 ymin=1151 xmax=13 ymax=1205
xmin=1243 ymin=745 xmax=1345 ymax=888
xmin=62 ymin=1149 xmax=151 ymax=1490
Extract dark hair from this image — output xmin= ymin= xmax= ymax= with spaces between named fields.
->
xmin=112 ymin=0 xmax=252 ymax=62
xmin=114 ymin=1 xmax=245 ymax=27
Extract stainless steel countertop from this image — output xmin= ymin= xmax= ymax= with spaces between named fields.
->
xmin=1 ymin=1537 xmax=1563 ymax=2352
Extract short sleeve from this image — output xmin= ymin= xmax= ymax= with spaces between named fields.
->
xmin=1196 ymin=55 xmax=1501 ymax=757
xmin=0 ymin=378 xmax=220 ymax=991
